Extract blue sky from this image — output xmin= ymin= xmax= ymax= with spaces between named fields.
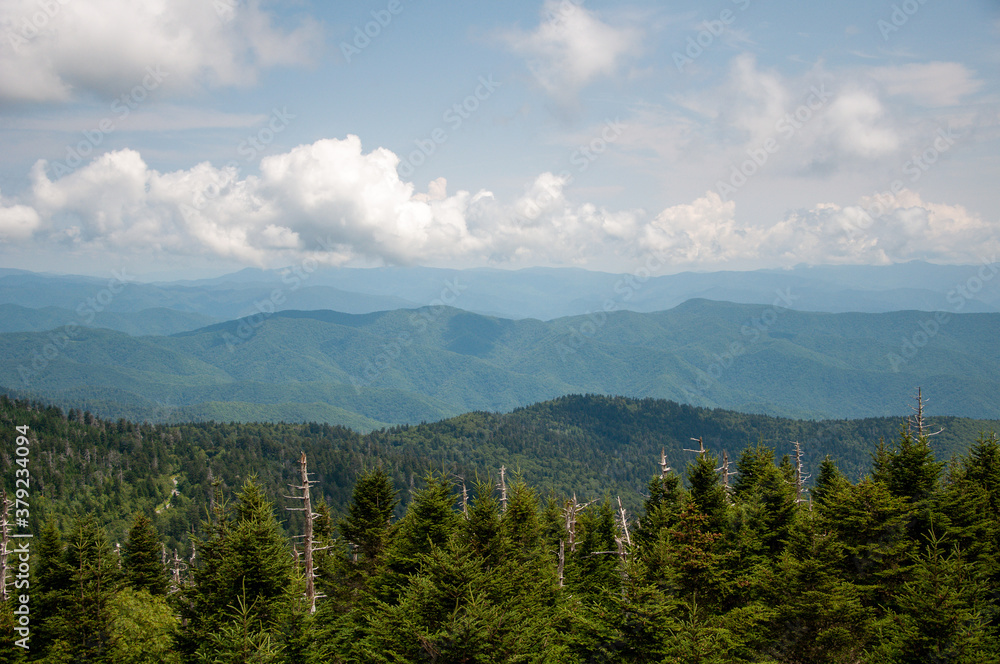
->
xmin=0 ymin=0 xmax=998 ymax=278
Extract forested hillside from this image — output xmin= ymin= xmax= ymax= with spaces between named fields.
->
xmin=3 ymin=302 xmax=1000 ymax=428
xmin=1 ymin=392 xmax=995 ymax=548
xmin=2 ymin=393 xmax=997 ymax=662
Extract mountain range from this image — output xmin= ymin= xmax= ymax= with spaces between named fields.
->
xmin=1 ymin=298 xmax=997 ymax=427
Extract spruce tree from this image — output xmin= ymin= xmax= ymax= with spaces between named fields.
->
xmin=337 ymin=466 xmax=398 ymax=577
xmin=122 ymin=512 xmax=168 ymax=596
xmin=636 ymin=473 xmax=684 ymax=550
xmin=382 ymin=473 xmax=460 ymax=585
xmin=687 ymin=452 xmax=727 ymax=534
xmin=869 ymin=532 xmax=995 ymax=663
xmin=187 ymin=476 xmax=294 ymax=654
xmin=812 ymin=455 xmax=851 ymax=510
xmin=58 ymin=513 xmax=123 ymax=659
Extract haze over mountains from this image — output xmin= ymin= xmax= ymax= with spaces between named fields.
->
xmin=1 ymin=261 xmax=998 ymax=337
xmin=1 ymin=261 xmax=998 ymax=429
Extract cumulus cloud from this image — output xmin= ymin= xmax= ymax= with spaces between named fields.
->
xmin=504 ymin=0 xmax=640 ymax=103
xmin=0 ymin=0 xmax=321 ymax=103
xmin=0 ymin=190 xmax=41 ymax=240
xmin=2 ymin=137 xmax=996 ymax=271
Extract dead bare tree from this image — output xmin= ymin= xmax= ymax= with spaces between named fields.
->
xmin=614 ymin=496 xmax=633 ymax=563
xmin=0 ymin=491 xmax=10 ymax=603
xmin=285 ymin=451 xmax=326 ymax=613
xmin=910 ymin=387 xmax=944 ymax=439
xmin=684 ymin=437 xmax=707 ymax=456
xmin=456 ymin=475 xmax=469 ymax=518
xmin=498 ymin=466 xmax=508 ymax=512
xmin=169 ymin=549 xmax=187 ymax=594
xmin=791 ymin=441 xmax=810 ymax=505
xmin=716 ymin=450 xmax=736 ymax=494
xmin=659 ymin=448 xmax=672 ymax=478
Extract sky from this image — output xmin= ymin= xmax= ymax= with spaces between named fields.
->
xmin=0 ymin=0 xmax=998 ymax=279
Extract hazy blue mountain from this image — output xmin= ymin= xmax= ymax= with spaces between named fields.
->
xmin=3 ymin=262 xmax=997 ymax=326
xmin=0 ymin=303 xmax=219 ymax=335
xmin=1 ymin=301 xmax=997 ymax=427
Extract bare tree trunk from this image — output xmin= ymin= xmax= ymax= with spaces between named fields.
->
xmin=286 ymin=451 xmax=318 ymax=613
xmin=0 ymin=492 xmax=10 ymax=603
xmin=792 ymin=440 xmax=810 ymax=505
xmin=659 ymin=447 xmax=672 ymax=478
xmin=499 ymin=466 xmax=507 ymax=512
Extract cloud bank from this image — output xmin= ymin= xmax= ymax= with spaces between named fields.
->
xmin=1 ymin=136 xmax=996 ymax=270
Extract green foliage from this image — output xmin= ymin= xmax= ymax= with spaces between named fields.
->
xmin=189 ymin=477 xmax=294 ymax=633
xmin=687 ymin=452 xmax=727 ymax=534
xmin=6 ymin=395 xmax=1000 ymax=661
xmin=868 ymin=532 xmax=995 ymax=663
xmin=337 ymin=466 xmax=398 ymax=577
xmin=122 ymin=512 xmax=168 ymax=596
xmin=106 ymin=588 xmax=181 ymax=664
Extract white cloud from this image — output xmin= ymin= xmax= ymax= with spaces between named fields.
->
xmin=821 ymin=88 xmax=900 ymax=159
xmin=0 ymin=190 xmax=41 ymax=240
xmin=0 ymin=0 xmax=321 ymax=103
xmin=867 ymin=62 xmax=983 ymax=107
xmin=638 ymin=189 xmax=999 ymax=268
xmin=3 ymin=138 xmax=997 ymax=271
xmin=504 ymin=0 xmax=640 ymax=103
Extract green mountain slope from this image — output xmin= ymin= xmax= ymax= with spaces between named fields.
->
xmin=1 ymin=301 xmax=997 ymax=426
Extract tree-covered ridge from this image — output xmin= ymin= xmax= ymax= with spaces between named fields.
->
xmin=0 ymin=392 xmax=995 ymax=548
xmin=3 ymin=300 xmax=1000 ymax=428
xmin=2 ymin=412 xmax=997 ymax=662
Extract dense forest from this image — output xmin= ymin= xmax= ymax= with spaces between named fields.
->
xmin=1 ymin=394 xmax=998 ymax=661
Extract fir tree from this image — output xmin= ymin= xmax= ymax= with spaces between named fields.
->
xmin=686 ymin=452 xmax=727 ymax=534
xmin=122 ymin=512 xmax=168 ymax=596
xmin=337 ymin=466 xmax=398 ymax=578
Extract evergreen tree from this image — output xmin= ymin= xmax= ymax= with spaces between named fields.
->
xmin=337 ymin=466 xmax=398 ymax=577
xmin=106 ymin=588 xmax=181 ymax=664
xmin=57 ymin=513 xmax=123 ymax=659
xmin=869 ymin=532 xmax=995 ymax=663
xmin=636 ymin=473 xmax=684 ymax=550
xmin=382 ymin=473 xmax=460 ymax=585
xmin=186 ymin=476 xmax=294 ymax=656
xmin=812 ymin=455 xmax=851 ymax=510
xmin=765 ymin=512 xmax=875 ymax=663
xmin=33 ymin=518 xmax=72 ymax=653
xmin=122 ymin=512 xmax=168 ymax=596
xmin=501 ymin=479 xmax=542 ymax=561
xmin=687 ymin=452 xmax=727 ymax=534
xmin=822 ymin=478 xmax=912 ymax=610
xmin=873 ymin=429 xmax=944 ymax=504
